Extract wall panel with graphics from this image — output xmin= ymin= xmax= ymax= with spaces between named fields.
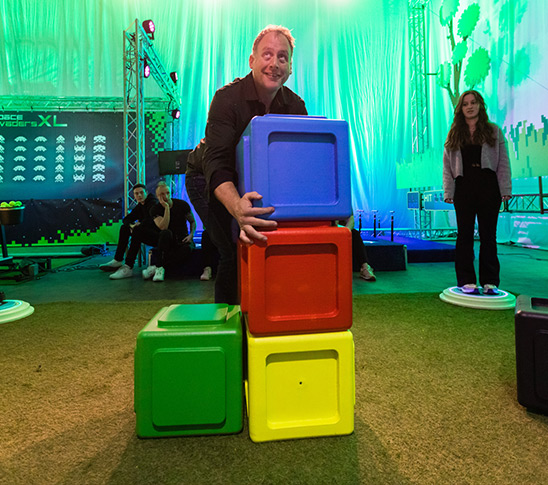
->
xmin=0 ymin=111 xmax=168 ymax=246
xmin=0 ymin=111 xmax=125 ymax=199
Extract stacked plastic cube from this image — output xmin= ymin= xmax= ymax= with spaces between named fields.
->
xmin=237 ymin=115 xmax=356 ymax=442
xmin=134 ymin=303 xmax=244 ymax=438
xmin=133 ymin=115 xmax=356 ymax=441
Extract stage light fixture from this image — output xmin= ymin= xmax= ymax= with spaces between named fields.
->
xmin=171 ymin=109 xmax=181 ymax=120
xmin=170 ymin=72 xmax=178 ymax=84
xmin=144 ymin=60 xmax=150 ymax=78
xmin=142 ymin=20 xmax=155 ymax=40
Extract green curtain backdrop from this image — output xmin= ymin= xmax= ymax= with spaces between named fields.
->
xmin=401 ymin=0 xmax=548 ymax=193
xmin=1 ymin=0 xmax=547 ymax=228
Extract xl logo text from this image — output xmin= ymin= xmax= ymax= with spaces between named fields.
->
xmin=38 ymin=115 xmax=68 ymax=127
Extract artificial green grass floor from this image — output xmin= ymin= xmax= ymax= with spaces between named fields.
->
xmin=0 ymin=294 xmax=546 ymax=485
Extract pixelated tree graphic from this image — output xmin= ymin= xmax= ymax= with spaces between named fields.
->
xmin=437 ymin=0 xmax=491 ymax=108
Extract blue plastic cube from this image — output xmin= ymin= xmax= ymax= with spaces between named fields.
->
xmin=236 ymin=115 xmax=352 ymax=221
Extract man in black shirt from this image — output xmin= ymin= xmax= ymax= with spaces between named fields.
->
xmin=186 ymin=24 xmax=307 ymax=304
xmin=100 ymin=183 xmax=156 ymax=271
xmin=110 ymin=182 xmax=196 ymax=281
xmin=141 ymin=181 xmax=196 ymax=282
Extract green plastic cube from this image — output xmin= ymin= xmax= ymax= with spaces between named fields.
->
xmin=135 ymin=304 xmax=243 ymax=438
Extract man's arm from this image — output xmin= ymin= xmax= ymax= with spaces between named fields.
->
xmin=214 ymin=181 xmax=276 ymax=244
xmin=203 ymin=88 xmax=275 ymax=244
xmin=153 ymin=201 xmax=170 ymax=230
xmin=122 ymin=205 xmax=139 ymax=226
xmin=143 ymin=195 xmax=158 ymax=223
xmin=204 ymin=80 xmax=308 ymax=244
xmin=202 ymin=91 xmax=241 ymax=194
xmin=182 ymin=210 xmax=196 ymax=244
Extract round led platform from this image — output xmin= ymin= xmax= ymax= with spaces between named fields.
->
xmin=0 ymin=300 xmax=35 ymax=324
xmin=439 ymin=287 xmax=516 ymax=310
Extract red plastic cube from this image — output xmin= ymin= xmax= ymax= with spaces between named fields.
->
xmin=238 ymin=225 xmax=352 ymax=335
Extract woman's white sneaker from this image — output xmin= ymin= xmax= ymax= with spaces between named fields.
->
xmin=460 ymin=284 xmax=480 ymax=294
xmin=483 ymin=284 xmax=499 ymax=295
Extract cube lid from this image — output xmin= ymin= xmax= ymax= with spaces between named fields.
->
xmin=158 ymin=304 xmax=229 ymax=327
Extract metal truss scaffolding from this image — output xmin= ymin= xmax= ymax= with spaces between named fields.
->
xmin=408 ymin=0 xmax=432 ymax=236
xmin=507 ymin=178 xmax=547 ymax=214
xmin=408 ymin=0 xmax=430 ymax=155
xmin=413 ymin=206 xmax=433 ymax=238
xmin=508 ymin=195 xmax=547 ymax=214
xmin=0 ymin=96 xmax=167 ymax=112
xmin=123 ymin=19 xmax=180 ymax=214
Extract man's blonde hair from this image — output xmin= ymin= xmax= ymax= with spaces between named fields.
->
xmin=252 ymin=25 xmax=295 ymax=56
xmin=155 ymin=181 xmax=169 ymax=193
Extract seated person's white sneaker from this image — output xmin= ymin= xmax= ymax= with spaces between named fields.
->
xmin=200 ymin=266 xmax=212 ymax=281
xmin=359 ymin=263 xmax=376 ymax=281
xmin=153 ymin=266 xmax=165 ymax=282
xmin=142 ymin=265 xmax=157 ymax=280
xmin=109 ymin=264 xmax=133 ymax=280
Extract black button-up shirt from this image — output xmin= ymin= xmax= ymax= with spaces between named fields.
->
xmin=186 ymin=72 xmax=307 ymax=196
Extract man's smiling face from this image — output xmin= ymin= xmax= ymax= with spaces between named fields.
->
xmin=249 ymin=31 xmax=292 ymax=100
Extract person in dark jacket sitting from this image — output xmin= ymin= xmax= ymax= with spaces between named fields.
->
xmin=99 ymin=184 xmax=156 ymax=271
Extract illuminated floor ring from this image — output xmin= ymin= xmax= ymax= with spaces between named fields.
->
xmin=0 ymin=300 xmax=35 ymax=324
xmin=439 ymin=287 xmax=516 ymax=310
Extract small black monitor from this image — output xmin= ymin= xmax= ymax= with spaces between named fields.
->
xmin=158 ymin=149 xmax=192 ymax=175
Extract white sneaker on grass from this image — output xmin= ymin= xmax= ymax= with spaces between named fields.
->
xmin=109 ymin=264 xmax=133 ymax=280
xmin=200 ymin=266 xmax=212 ymax=281
xmin=142 ymin=265 xmax=157 ymax=280
xmin=153 ymin=266 xmax=165 ymax=282
xmin=99 ymin=259 xmax=122 ymax=272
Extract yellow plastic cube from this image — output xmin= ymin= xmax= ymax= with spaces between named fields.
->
xmin=246 ymin=324 xmax=355 ymax=442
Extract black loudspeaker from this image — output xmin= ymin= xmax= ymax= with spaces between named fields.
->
xmin=158 ymin=149 xmax=192 ymax=175
xmin=362 ymin=240 xmax=407 ymax=271
xmin=515 ymin=295 xmax=548 ymax=414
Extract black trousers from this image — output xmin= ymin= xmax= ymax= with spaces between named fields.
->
xmin=124 ymin=224 xmax=160 ymax=269
xmin=207 ymin=196 xmax=239 ymax=305
xmin=114 ymin=223 xmax=132 ymax=262
xmin=185 ymin=173 xmax=219 ymax=268
xmin=156 ymin=229 xmax=193 ymax=268
xmin=453 ymin=170 xmax=502 ymax=287
xmin=351 ymin=228 xmax=370 ymax=272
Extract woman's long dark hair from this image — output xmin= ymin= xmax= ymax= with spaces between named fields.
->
xmin=444 ymin=90 xmax=496 ymax=151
